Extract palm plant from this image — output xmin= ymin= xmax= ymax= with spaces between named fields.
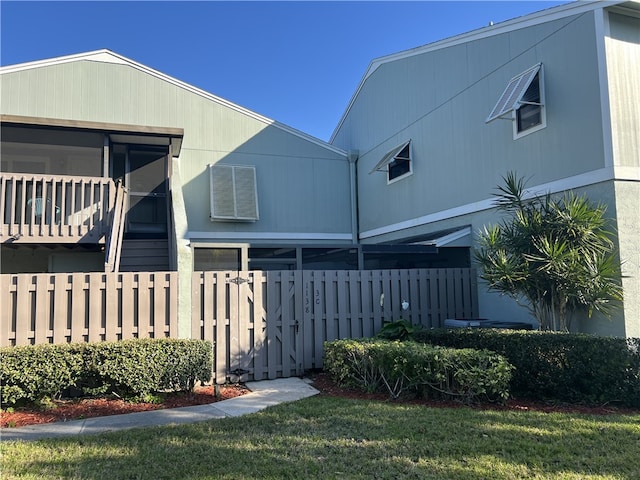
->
xmin=474 ymin=172 xmax=623 ymax=331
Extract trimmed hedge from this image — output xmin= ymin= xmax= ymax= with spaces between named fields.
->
xmin=0 ymin=339 xmax=213 ymax=407
xmin=413 ymin=329 xmax=640 ymax=407
xmin=0 ymin=343 xmax=83 ymax=407
xmin=324 ymin=339 xmax=513 ymax=403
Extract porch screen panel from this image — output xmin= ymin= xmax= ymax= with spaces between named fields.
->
xmin=0 ymin=126 xmax=103 ymax=176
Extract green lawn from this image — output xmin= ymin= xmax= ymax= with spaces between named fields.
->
xmin=2 ymin=396 xmax=639 ymax=479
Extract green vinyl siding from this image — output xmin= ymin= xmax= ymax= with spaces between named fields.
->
xmin=334 ymin=12 xmax=606 ymax=236
xmin=0 ymin=58 xmax=351 ymax=241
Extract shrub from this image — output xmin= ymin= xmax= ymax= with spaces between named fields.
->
xmin=413 ymin=329 xmax=640 ymax=407
xmin=80 ymin=339 xmax=213 ymax=399
xmin=158 ymin=339 xmax=213 ymax=392
xmin=324 ymin=339 xmax=513 ymax=403
xmin=324 ymin=339 xmax=382 ymax=393
xmin=79 ymin=340 xmax=166 ymax=399
xmin=0 ymin=339 xmax=213 ymax=407
xmin=0 ymin=344 xmax=84 ymax=406
xmin=475 ymin=172 xmax=623 ymax=332
xmin=376 ymin=319 xmax=422 ymax=341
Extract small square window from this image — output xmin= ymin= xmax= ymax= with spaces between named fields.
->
xmin=486 ymin=64 xmax=546 ymax=139
xmin=369 ymin=140 xmax=412 ymax=183
xmin=388 ymin=144 xmax=411 ymax=181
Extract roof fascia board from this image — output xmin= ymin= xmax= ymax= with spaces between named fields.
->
xmin=431 ymin=226 xmax=472 ymax=247
xmin=1 ymin=113 xmax=184 ymax=155
xmin=330 ymin=0 xmax=623 ymax=143
xmin=1 ymin=113 xmax=184 ymax=137
xmin=187 ymin=231 xmax=353 ymax=241
xmin=409 ymin=226 xmax=472 ymax=247
xmin=1 ymin=49 xmax=348 ymax=158
xmin=0 ymin=49 xmax=129 ymax=74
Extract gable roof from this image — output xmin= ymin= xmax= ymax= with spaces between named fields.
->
xmin=329 ymin=0 xmax=635 ymax=143
xmin=0 ymin=49 xmax=347 ymax=157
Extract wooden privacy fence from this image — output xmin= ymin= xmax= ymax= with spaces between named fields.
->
xmin=192 ymin=268 xmax=478 ymax=384
xmin=1 ymin=268 xmax=477 ymax=384
xmin=0 ymin=272 xmax=178 ymax=346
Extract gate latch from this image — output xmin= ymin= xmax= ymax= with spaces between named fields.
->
xmin=229 ymin=276 xmax=249 ymax=285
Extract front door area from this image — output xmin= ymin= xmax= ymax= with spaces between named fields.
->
xmin=112 ymin=144 xmax=168 ymax=238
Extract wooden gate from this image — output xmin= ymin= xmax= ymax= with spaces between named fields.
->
xmin=192 ymin=271 xmax=303 ymax=384
xmin=192 ymin=268 xmax=477 ymax=384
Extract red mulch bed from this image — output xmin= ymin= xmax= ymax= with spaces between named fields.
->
xmin=2 ymin=373 xmax=638 ymax=428
xmin=1 ymin=384 xmax=247 ymax=428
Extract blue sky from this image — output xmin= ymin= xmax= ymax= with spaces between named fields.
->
xmin=1 ymin=1 xmax=570 ymax=141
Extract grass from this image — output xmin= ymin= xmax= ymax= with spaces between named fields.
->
xmin=2 ymin=396 xmax=639 ymax=479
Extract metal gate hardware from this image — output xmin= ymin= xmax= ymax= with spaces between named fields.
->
xmin=228 ymin=276 xmax=249 ymax=285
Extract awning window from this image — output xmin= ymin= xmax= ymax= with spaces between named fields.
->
xmin=369 ymin=140 xmax=411 ymax=175
xmin=486 ymin=64 xmax=542 ymax=123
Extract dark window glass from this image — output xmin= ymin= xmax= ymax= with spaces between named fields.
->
xmin=517 ymin=73 xmax=542 ymax=132
xmin=194 ymin=248 xmax=241 ymax=270
xmin=388 ymin=144 xmax=411 ymax=181
xmin=302 ymin=248 xmax=358 ymax=270
xmin=249 ymin=248 xmax=296 ymax=271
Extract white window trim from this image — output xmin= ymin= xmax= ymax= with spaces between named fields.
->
xmin=486 ymin=64 xmax=546 ymax=139
xmin=387 ymin=154 xmax=413 ymax=184
xmin=513 ymin=67 xmax=546 ymax=140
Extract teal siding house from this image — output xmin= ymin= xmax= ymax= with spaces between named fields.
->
xmin=1 ymin=0 xmax=638 ymax=338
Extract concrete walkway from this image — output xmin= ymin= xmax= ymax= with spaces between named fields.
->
xmin=0 ymin=377 xmax=319 ymax=442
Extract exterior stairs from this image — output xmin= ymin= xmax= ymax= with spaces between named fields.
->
xmin=118 ymin=239 xmax=170 ymax=272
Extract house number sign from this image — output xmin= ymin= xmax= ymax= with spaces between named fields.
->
xmin=304 ymin=282 xmax=320 ymax=315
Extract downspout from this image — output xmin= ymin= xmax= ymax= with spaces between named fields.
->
xmin=348 ymin=150 xmax=359 ymax=245
xmin=348 ymin=150 xmax=364 ymax=269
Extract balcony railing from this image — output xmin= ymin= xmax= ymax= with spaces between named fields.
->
xmin=0 ymin=173 xmax=115 ymax=244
